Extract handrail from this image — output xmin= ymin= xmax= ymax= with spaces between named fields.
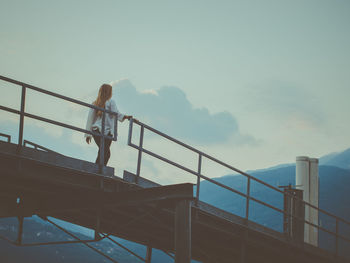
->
xmin=130 ymin=119 xmax=350 ymax=227
xmin=0 ymin=75 xmax=118 ymax=116
xmin=23 ymin=139 xmax=61 ymax=154
xmin=127 ymin=118 xmax=350 ymax=255
xmin=0 ymin=132 xmax=11 ymax=142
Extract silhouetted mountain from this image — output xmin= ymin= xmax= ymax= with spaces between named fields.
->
xmin=320 ymin=148 xmax=350 ymax=170
xmin=246 ymin=147 xmax=350 ymax=174
xmin=199 ymin=165 xmax=350 ymax=257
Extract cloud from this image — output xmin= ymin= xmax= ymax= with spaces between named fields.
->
xmin=112 ymin=79 xmax=256 ymax=145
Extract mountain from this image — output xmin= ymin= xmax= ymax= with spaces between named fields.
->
xmin=199 ymin=165 xmax=350 ymax=257
xmin=246 ymin=146 xmax=350 ymax=174
xmin=320 ymin=148 xmax=350 ymax=170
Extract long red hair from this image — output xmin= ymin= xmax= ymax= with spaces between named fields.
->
xmin=93 ymin=84 xmax=112 ymax=117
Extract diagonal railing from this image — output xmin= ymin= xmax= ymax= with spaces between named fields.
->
xmin=1 ymin=75 xmax=350 ymax=258
xmin=127 ymin=108 xmax=350 ymax=258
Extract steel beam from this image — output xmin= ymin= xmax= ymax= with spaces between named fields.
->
xmin=16 ymin=216 xmax=24 ymax=245
xmin=240 ymin=230 xmax=248 ymax=263
xmin=175 ymin=199 xmax=191 ymax=263
xmin=146 ymin=246 xmax=152 ymax=263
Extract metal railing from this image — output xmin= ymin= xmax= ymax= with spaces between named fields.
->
xmin=0 ymin=132 xmax=11 ymax=142
xmin=23 ymin=139 xmax=61 ymax=154
xmin=0 ymin=75 xmax=119 ymax=173
xmin=1 ymin=75 xmax=350 ymax=257
xmin=127 ymin=119 xmax=350 ymax=257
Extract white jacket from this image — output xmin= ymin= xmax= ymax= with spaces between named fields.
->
xmin=85 ymin=99 xmax=125 ymax=138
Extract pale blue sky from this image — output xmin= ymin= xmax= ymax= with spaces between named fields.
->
xmin=1 ymin=0 xmax=350 ymax=175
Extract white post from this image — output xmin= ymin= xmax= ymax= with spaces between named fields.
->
xmin=296 ymin=156 xmax=310 ymax=243
xmin=296 ymin=156 xmax=319 ymax=246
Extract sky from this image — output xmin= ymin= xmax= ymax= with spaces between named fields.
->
xmin=1 ymin=0 xmax=350 ymax=184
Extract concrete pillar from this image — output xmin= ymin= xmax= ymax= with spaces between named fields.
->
xmin=296 ymin=156 xmax=319 ymax=246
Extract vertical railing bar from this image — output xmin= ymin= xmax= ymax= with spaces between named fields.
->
xmin=145 ymin=246 xmax=152 ymax=263
xmin=113 ymin=113 xmax=118 ymax=141
xmin=16 ymin=216 xmax=24 ymax=245
xmin=195 ymin=154 xmax=202 ymax=206
xmin=17 ymin=85 xmax=26 ymax=152
xmin=136 ymin=125 xmax=144 ymax=184
xmin=335 ymin=219 xmax=339 ymax=256
xmin=99 ymin=110 xmax=106 ymax=174
xmin=128 ymin=118 xmax=134 ymax=146
xmin=245 ymin=177 xmax=251 ymax=220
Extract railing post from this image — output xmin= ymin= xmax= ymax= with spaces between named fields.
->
xmin=113 ymin=113 xmax=118 ymax=141
xmin=16 ymin=216 xmax=24 ymax=245
xmin=195 ymin=154 xmax=202 ymax=206
xmin=128 ymin=118 xmax=134 ymax=146
xmin=175 ymin=199 xmax=191 ymax=263
xmin=335 ymin=219 xmax=339 ymax=256
xmin=99 ymin=111 xmax=106 ymax=174
xmin=146 ymin=246 xmax=152 ymax=263
xmin=136 ymin=125 xmax=144 ymax=184
xmin=245 ymin=177 xmax=251 ymax=220
xmin=17 ymin=86 xmax=26 ymax=152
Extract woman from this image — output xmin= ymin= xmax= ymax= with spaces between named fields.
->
xmin=85 ymin=84 xmax=132 ymax=165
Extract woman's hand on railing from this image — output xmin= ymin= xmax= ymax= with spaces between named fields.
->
xmin=123 ymin=115 xmax=133 ymax=121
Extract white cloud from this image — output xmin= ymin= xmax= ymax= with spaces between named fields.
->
xmin=112 ymin=79 xmax=257 ymax=146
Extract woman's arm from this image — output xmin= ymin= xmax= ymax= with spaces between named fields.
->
xmin=110 ymin=100 xmax=132 ymax=121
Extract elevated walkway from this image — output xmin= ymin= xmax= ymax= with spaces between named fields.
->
xmin=0 ymin=141 xmax=346 ymax=263
xmin=1 ymin=75 xmax=349 ymax=262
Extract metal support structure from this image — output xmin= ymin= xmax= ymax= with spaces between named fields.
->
xmin=45 ymin=218 xmax=119 ymax=263
xmin=16 ymin=216 xmax=24 ymax=245
xmin=336 ymin=219 xmax=339 ymax=256
xmin=128 ymin=118 xmax=133 ymax=146
xmin=95 ymin=209 xmax=101 ymax=241
xmin=145 ymin=246 xmax=153 ymax=263
xmin=282 ymin=185 xmax=305 ymax=242
xmin=0 ymin=132 xmax=11 ymax=142
xmin=113 ymin=113 xmax=118 ymax=141
xmin=101 ymin=234 xmax=146 ymax=262
xmin=99 ymin=111 xmax=106 ymax=174
xmin=240 ymin=230 xmax=248 ymax=263
xmin=23 ymin=139 xmax=59 ymax=154
xmin=136 ymin=125 xmax=144 ymax=184
xmin=0 ymin=214 xmax=156 ymax=263
xmin=174 ymin=199 xmax=191 ymax=263
xmin=17 ymin=86 xmax=26 ymax=153
xmin=2 ymin=75 xmax=350 ymax=262
xmin=195 ymin=154 xmax=202 ymax=206
xmin=245 ymin=177 xmax=251 ymax=220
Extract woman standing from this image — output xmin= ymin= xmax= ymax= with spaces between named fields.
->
xmin=85 ymin=84 xmax=132 ymax=165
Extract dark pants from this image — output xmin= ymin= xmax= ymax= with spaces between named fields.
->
xmin=92 ymin=130 xmax=113 ymax=166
